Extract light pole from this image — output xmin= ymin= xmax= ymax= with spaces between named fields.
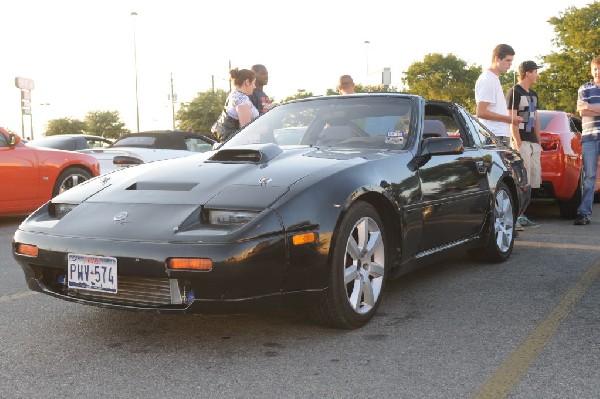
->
xmin=131 ymin=11 xmax=140 ymax=132
xmin=364 ymin=40 xmax=370 ymax=78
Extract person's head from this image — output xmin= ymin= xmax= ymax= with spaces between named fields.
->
xmin=490 ymin=44 xmax=515 ymax=74
xmin=338 ymin=75 xmax=355 ymax=94
xmin=518 ymin=60 xmax=543 ymax=82
xmin=230 ymin=68 xmax=256 ymax=96
xmin=590 ymin=57 xmax=600 ymax=82
xmin=251 ymin=64 xmax=268 ymax=89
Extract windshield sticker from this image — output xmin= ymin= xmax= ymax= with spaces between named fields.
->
xmin=385 ymin=131 xmax=404 ymax=145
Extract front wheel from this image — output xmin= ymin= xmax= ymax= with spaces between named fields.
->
xmin=468 ymin=182 xmax=515 ymax=263
xmin=52 ymin=167 xmax=93 ymax=197
xmin=312 ymin=202 xmax=388 ymax=329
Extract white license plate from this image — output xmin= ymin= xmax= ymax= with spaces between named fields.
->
xmin=67 ymin=253 xmax=117 ymax=293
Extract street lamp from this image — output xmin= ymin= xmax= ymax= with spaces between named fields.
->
xmin=131 ymin=11 xmax=140 ymax=132
xmin=364 ymin=40 xmax=370 ymax=78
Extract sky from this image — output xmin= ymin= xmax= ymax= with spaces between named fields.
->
xmin=0 ymin=0 xmax=594 ymax=138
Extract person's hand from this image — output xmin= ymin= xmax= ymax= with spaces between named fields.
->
xmin=511 ymin=116 xmax=524 ymax=126
xmin=577 ymin=100 xmax=589 ymax=110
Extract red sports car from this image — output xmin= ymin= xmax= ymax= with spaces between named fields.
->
xmin=0 ymin=128 xmax=100 ymax=216
xmin=535 ymin=110 xmax=600 ymax=218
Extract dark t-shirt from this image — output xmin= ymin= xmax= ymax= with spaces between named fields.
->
xmin=505 ymin=84 xmax=540 ymax=144
xmin=250 ymin=88 xmax=272 ymax=115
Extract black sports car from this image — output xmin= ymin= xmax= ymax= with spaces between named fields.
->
xmin=13 ymin=94 xmax=530 ymax=329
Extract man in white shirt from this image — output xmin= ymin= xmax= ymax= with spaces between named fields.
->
xmin=475 ymin=44 xmax=523 ymax=146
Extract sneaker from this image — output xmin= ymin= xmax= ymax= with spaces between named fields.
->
xmin=574 ymin=214 xmax=591 ymax=225
xmin=518 ymin=215 xmax=540 ymax=229
xmin=515 ymin=220 xmax=524 ymax=231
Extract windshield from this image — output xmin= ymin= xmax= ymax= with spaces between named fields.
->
xmin=223 ymin=96 xmax=415 ymax=150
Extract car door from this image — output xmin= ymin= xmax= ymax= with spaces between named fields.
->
xmin=417 ymin=107 xmax=490 ymax=251
xmin=0 ymin=133 xmax=41 ymax=213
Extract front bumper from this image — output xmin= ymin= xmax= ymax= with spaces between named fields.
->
xmin=13 ymin=229 xmax=325 ymax=314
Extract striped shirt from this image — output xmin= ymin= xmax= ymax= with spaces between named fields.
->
xmin=578 ymin=81 xmax=600 ymax=142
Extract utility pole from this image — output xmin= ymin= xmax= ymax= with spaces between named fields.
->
xmin=170 ymin=72 xmax=176 ymax=130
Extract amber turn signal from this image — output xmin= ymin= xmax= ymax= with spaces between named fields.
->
xmin=15 ymin=243 xmax=39 ymax=257
xmin=292 ymin=232 xmax=316 ymax=245
xmin=167 ymin=258 xmax=213 ymax=271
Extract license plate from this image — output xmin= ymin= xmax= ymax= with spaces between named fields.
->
xmin=67 ymin=253 xmax=117 ymax=293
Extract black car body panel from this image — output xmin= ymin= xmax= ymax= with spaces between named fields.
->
xmin=13 ymin=94 xmax=530 ymax=325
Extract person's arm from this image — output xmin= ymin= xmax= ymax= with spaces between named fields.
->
xmin=508 ymin=109 xmax=521 ymax=149
xmin=577 ymin=99 xmax=600 ymax=116
xmin=534 ymin=113 xmax=542 ymax=144
xmin=236 ymin=103 xmax=253 ymax=127
xmin=476 ymin=101 xmax=523 ymax=125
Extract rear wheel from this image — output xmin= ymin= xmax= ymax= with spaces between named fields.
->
xmin=52 ymin=167 xmax=93 ymax=197
xmin=469 ymin=182 xmax=514 ymax=262
xmin=312 ymin=202 xmax=388 ymax=329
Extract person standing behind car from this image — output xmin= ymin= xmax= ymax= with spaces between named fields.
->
xmin=338 ymin=75 xmax=356 ymax=94
xmin=506 ymin=60 xmax=544 ymax=229
xmin=211 ymin=68 xmax=259 ymax=143
xmin=250 ymin=64 xmax=273 ymax=115
xmin=574 ymin=56 xmax=600 ymax=225
xmin=475 ymin=44 xmax=523 ymax=147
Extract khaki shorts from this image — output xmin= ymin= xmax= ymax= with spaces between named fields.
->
xmin=517 ymin=141 xmax=542 ymax=188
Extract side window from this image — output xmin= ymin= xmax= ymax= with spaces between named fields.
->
xmin=0 ymin=133 xmax=8 ymax=147
xmin=185 ymin=138 xmax=212 ymax=152
xmin=570 ymin=117 xmax=582 ymax=134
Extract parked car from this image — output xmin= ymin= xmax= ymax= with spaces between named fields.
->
xmin=27 ymin=134 xmax=113 ymax=151
xmin=79 ymin=130 xmax=216 ymax=174
xmin=535 ymin=110 xmax=600 ymax=218
xmin=13 ymin=94 xmax=530 ymax=329
xmin=0 ymin=128 xmax=100 ymax=216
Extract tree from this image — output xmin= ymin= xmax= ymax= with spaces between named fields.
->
xmin=177 ymin=89 xmax=228 ymax=133
xmin=84 ymin=110 xmax=130 ymax=139
xmin=536 ymin=3 xmax=600 ymax=113
xmin=45 ymin=118 xmax=87 ymax=136
xmin=280 ymin=89 xmax=315 ymax=103
xmin=403 ymin=53 xmax=481 ymax=112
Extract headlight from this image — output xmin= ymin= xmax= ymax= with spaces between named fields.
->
xmin=208 ymin=210 xmax=260 ymax=225
xmin=49 ymin=203 xmax=78 ymax=219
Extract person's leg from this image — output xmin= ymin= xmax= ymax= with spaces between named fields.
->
xmin=576 ymin=140 xmax=599 ymax=220
xmin=530 ymin=142 xmax=542 ymax=189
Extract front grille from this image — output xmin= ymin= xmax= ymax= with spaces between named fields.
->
xmin=66 ymin=276 xmax=175 ymax=307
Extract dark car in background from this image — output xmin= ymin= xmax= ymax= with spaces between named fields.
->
xmin=13 ymin=94 xmax=529 ymax=329
xmin=27 ymin=134 xmax=113 ymax=151
xmin=79 ymin=130 xmax=216 ymax=174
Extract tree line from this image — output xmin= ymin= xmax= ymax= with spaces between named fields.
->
xmin=43 ymin=3 xmax=597 ymax=138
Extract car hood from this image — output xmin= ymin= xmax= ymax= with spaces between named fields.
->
xmin=32 ymin=144 xmax=397 ymax=239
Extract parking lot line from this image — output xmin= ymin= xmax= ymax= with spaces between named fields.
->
xmin=0 ymin=291 xmax=38 ymax=304
xmin=470 ymin=256 xmax=600 ymax=399
xmin=515 ymin=240 xmax=600 ymax=251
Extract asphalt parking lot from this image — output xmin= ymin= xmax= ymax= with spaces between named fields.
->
xmin=0 ymin=203 xmax=598 ymax=399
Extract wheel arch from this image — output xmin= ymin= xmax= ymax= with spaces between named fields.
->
xmin=329 ymin=191 xmax=402 ymax=277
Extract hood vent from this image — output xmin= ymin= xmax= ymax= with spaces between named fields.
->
xmin=126 ymin=182 xmax=198 ymax=191
xmin=208 ymin=143 xmax=282 ymax=164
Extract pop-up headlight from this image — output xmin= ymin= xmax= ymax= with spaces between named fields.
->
xmin=49 ymin=203 xmax=78 ymax=219
xmin=208 ymin=210 xmax=260 ymax=225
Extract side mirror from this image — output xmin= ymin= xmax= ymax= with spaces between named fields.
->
xmin=8 ymin=133 xmax=21 ymax=146
xmin=421 ymin=137 xmax=463 ymax=157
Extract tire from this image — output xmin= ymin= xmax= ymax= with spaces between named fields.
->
xmin=468 ymin=182 xmax=515 ymax=263
xmin=52 ymin=167 xmax=93 ymax=197
xmin=312 ymin=202 xmax=388 ymax=329
xmin=559 ymin=170 xmax=583 ymax=219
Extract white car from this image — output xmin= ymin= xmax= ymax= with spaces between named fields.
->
xmin=80 ymin=130 xmax=216 ymax=174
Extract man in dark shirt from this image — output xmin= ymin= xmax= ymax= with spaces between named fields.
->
xmin=250 ymin=64 xmax=273 ymax=115
xmin=506 ymin=60 xmax=543 ymax=229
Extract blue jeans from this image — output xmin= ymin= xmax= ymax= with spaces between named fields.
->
xmin=577 ymin=140 xmax=600 ymax=217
